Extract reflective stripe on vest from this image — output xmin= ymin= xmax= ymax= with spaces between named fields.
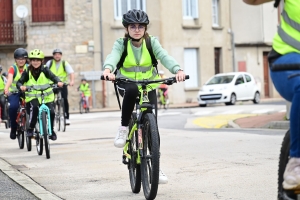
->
xmin=277 ymin=9 xmax=300 ymax=50
xmin=25 ymin=70 xmax=54 ymax=104
xmin=117 ymin=39 xmax=160 ymax=90
xmin=9 ymin=64 xmax=27 ymax=92
xmin=273 ymin=1 xmax=300 ymax=54
xmin=50 ymin=60 xmax=67 ymax=83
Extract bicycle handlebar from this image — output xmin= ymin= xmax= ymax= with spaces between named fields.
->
xmin=101 ymin=75 xmax=189 ymax=86
xmin=25 ymin=83 xmax=66 ymax=92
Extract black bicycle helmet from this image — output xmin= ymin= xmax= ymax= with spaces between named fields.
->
xmin=81 ymin=78 xmax=87 ymax=82
xmin=53 ymin=48 xmax=62 ymax=55
xmin=14 ymin=48 xmax=28 ymax=59
xmin=122 ymin=9 xmax=149 ymax=27
xmin=2 ymin=72 xmax=7 ymax=77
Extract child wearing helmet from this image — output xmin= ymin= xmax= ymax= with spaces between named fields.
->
xmin=102 ymin=9 xmax=186 ymax=184
xmin=4 ymin=48 xmax=28 ymax=140
xmin=17 ymin=49 xmax=63 ymax=140
xmin=0 ymin=65 xmax=7 ymax=122
xmin=78 ymin=78 xmax=91 ymax=110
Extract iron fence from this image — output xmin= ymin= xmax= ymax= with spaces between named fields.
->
xmin=0 ymin=22 xmax=26 ymax=45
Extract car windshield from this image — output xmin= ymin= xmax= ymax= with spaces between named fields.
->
xmin=206 ymin=75 xmax=235 ymax=85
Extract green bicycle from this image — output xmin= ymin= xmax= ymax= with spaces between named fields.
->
xmin=102 ymin=75 xmax=189 ymax=200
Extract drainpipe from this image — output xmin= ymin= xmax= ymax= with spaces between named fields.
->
xmin=99 ymin=0 xmax=106 ymax=107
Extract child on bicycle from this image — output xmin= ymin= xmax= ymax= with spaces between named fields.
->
xmin=244 ymin=0 xmax=300 ymax=190
xmin=78 ymin=78 xmax=91 ymax=110
xmin=4 ymin=48 xmax=28 ymax=140
xmin=102 ymin=9 xmax=186 ymax=184
xmin=17 ymin=49 xmax=63 ymax=140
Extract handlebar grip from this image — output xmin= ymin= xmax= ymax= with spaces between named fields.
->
xmin=101 ymin=75 xmax=105 ymax=80
xmin=185 ymin=75 xmax=189 ymax=80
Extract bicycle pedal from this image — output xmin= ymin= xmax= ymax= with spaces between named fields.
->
xmin=122 ymin=155 xmax=129 ymax=165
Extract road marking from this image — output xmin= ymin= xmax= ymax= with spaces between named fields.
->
xmin=194 ymin=111 xmax=214 ymax=116
xmin=221 ymin=110 xmax=243 ymax=114
xmin=193 ymin=114 xmax=257 ymax=128
xmin=251 ymin=109 xmax=274 ymax=114
xmin=279 ymin=109 xmax=287 ymax=113
xmin=158 ymin=112 xmax=181 ymax=116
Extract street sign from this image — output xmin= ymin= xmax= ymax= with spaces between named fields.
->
xmin=80 ymin=71 xmax=102 ymax=81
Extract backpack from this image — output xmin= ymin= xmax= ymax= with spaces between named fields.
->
xmin=49 ymin=59 xmax=66 ymax=71
xmin=115 ymin=36 xmax=158 ymax=74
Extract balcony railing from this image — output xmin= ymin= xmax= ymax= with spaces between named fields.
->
xmin=0 ymin=22 xmax=27 ymax=45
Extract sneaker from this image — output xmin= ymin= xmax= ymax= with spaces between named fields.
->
xmin=66 ymin=119 xmax=70 ymax=125
xmin=283 ymin=157 xmax=300 ymax=190
xmin=159 ymin=169 xmax=168 ymax=184
xmin=10 ymin=129 xmax=17 ymax=140
xmin=114 ymin=126 xmax=128 ymax=148
xmin=49 ymin=131 xmax=57 ymax=141
xmin=26 ymin=129 xmax=34 ymax=137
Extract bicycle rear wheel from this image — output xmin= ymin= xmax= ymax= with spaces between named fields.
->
xmin=141 ymin=113 xmax=160 ymax=200
xmin=60 ymin=98 xmax=66 ymax=132
xmin=42 ymin=111 xmax=50 ymax=159
xmin=128 ymin=113 xmax=141 ymax=193
xmin=277 ymin=130 xmax=298 ymax=200
xmin=55 ymin=100 xmax=60 ymax=131
xmin=35 ymin=121 xmax=43 ymax=155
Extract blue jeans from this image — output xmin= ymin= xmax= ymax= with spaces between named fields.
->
xmin=8 ymin=93 xmax=20 ymax=130
xmin=270 ymin=53 xmax=300 ymax=157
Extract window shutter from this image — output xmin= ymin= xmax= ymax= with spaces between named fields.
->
xmin=191 ymin=0 xmax=198 ymax=19
xmin=32 ymin=0 xmax=64 ymax=22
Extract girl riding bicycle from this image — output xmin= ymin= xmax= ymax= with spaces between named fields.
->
xmin=244 ymin=0 xmax=300 ymax=192
xmin=102 ymin=9 xmax=186 ymax=184
xmin=16 ymin=49 xmax=63 ymax=141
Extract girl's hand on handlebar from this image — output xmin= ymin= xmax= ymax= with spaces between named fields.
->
xmin=57 ymin=82 xmax=64 ymax=87
xmin=102 ymin=69 xmax=115 ymax=81
xmin=4 ymin=88 xmax=9 ymax=95
xmin=176 ymin=70 xmax=186 ymax=82
xmin=20 ymin=86 xmax=26 ymax=91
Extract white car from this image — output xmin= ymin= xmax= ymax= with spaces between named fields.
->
xmin=197 ymin=72 xmax=261 ymax=107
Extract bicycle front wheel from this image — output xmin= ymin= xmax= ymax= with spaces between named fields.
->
xmin=25 ymin=114 xmax=32 ymax=151
xmin=128 ymin=113 xmax=141 ymax=193
xmin=141 ymin=113 xmax=160 ymax=200
xmin=5 ymin=101 xmax=10 ymax=129
xmin=41 ymin=111 xmax=50 ymax=159
xmin=17 ymin=131 xmax=24 ymax=149
xmin=79 ymin=100 xmax=83 ymax=114
xmin=277 ymin=130 xmax=297 ymax=200
xmin=55 ymin=100 xmax=60 ymax=131
xmin=60 ymin=98 xmax=66 ymax=132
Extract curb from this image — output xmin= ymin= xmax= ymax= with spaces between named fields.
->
xmin=0 ymin=158 xmax=62 ymax=200
xmin=228 ymin=120 xmax=289 ymax=130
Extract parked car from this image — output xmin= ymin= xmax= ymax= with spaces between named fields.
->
xmin=197 ymin=72 xmax=261 ymax=107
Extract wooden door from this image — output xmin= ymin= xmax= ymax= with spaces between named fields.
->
xmin=263 ymin=52 xmax=270 ymax=98
xmin=214 ymin=48 xmax=221 ymax=74
xmin=0 ymin=0 xmax=13 ymax=43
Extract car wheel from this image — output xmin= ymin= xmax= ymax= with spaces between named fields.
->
xmin=226 ymin=93 xmax=236 ymax=106
xmin=253 ymin=92 xmax=260 ymax=104
xmin=199 ymin=104 xmax=207 ymax=107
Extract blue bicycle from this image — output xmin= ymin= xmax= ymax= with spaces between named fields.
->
xmin=25 ymin=84 xmax=60 ymax=159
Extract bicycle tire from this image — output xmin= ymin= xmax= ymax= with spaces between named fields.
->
xmin=141 ymin=113 xmax=160 ymax=200
xmin=17 ymin=131 xmax=24 ymax=149
xmin=5 ymin=101 xmax=10 ymax=129
xmin=79 ymin=99 xmax=83 ymax=114
xmin=277 ymin=130 xmax=297 ymax=200
xmin=35 ymin=120 xmax=43 ymax=155
xmin=25 ymin=114 xmax=32 ymax=151
xmin=55 ymin=99 xmax=61 ymax=131
xmin=42 ymin=111 xmax=50 ymax=159
xmin=60 ymin=98 xmax=66 ymax=132
xmin=128 ymin=113 xmax=141 ymax=193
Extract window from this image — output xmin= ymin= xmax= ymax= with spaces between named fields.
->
xmin=245 ymin=74 xmax=252 ymax=82
xmin=184 ymin=48 xmax=199 ymax=88
xmin=182 ymin=0 xmax=198 ymax=19
xmin=212 ymin=0 xmax=220 ymax=27
xmin=31 ymin=0 xmax=64 ymax=22
xmin=114 ymin=0 xmax=146 ymax=20
xmin=235 ymin=75 xmax=244 ymax=85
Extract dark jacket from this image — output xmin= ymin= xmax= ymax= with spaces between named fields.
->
xmin=17 ymin=65 xmax=61 ymax=89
